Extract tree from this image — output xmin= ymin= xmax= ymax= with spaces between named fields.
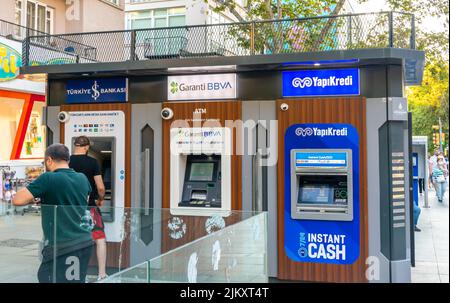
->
xmin=206 ymin=0 xmax=347 ymax=54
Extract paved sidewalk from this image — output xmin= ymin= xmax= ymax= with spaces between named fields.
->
xmin=411 ymin=187 xmax=449 ymax=283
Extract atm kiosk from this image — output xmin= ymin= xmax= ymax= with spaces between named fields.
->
xmin=169 ymin=127 xmax=232 ymax=215
xmin=28 ymin=14 xmax=425 ymax=282
xmin=291 ymin=149 xmax=353 ymax=221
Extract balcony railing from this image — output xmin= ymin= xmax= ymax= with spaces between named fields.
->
xmin=21 ymin=11 xmax=416 ymax=67
xmin=0 ymin=19 xmax=98 ymax=66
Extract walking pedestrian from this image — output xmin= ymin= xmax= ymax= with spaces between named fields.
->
xmin=433 ymin=155 xmax=448 ymax=203
xmin=69 ymin=136 xmax=108 ymax=281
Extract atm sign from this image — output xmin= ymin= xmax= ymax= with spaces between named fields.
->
xmin=295 ymin=152 xmax=347 ymax=167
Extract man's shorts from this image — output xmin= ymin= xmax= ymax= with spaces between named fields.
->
xmin=90 ymin=207 xmax=106 ymax=241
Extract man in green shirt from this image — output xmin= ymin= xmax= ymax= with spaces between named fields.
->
xmin=13 ymin=143 xmax=94 ymax=283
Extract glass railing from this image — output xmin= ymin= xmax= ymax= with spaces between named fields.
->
xmin=0 ymin=204 xmax=267 ymax=283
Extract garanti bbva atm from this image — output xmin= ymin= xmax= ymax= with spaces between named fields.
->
xmin=169 ymin=126 xmax=232 ymax=212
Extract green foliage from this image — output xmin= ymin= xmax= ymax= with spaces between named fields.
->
xmin=357 ymin=0 xmax=448 ymax=151
xmin=407 ymin=61 xmax=449 ymax=152
xmin=207 ymin=0 xmax=344 ymax=54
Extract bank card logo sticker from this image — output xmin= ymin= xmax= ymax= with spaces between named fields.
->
xmin=282 ymin=68 xmax=360 ymax=97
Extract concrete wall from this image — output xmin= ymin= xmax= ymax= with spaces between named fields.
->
xmin=0 ymin=1 xmax=16 ymax=23
xmin=1 ymin=0 xmax=124 ymax=35
xmin=82 ymin=0 xmax=125 ymax=32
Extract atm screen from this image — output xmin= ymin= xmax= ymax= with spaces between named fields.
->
xmin=297 ymin=175 xmax=348 ymax=206
xmin=300 ymin=185 xmax=333 ymax=204
xmin=189 ymin=162 xmax=215 ymax=181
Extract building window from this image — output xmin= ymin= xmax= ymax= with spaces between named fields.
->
xmin=128 ymin=0 xmax=153 ymax=3
xmin=16 ymin=0 xmax=54 ymax=34
xmin=209 ymin=10 xmax=233 ymax=25
xmin=105 ymin=0 xmax=120 ymax=5
xmin=126 ymin=7 xmax=186 ymax=30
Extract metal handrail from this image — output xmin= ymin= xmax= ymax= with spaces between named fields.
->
xmin=21 ymin=11 xmax=416 ymax=67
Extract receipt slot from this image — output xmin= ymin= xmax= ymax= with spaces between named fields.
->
xmin=291 ymin=149 xmax=353 ymax=221
xmin=170 ymin=127 xmax=231 ymax=212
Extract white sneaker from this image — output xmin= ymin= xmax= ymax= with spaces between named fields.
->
xmin=97 ymin=275 xmax=108 ymax=281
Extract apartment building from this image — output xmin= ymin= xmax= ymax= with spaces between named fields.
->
xmin=0 ymin=0 xmax=125 ymax=36
xmin=0 ymin=1 xmax=124 ymax=161
xmin=125 ymin=0 xmax=247 ymax=31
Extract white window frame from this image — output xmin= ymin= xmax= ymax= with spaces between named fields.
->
xmin=17 ymin=0 xmax=54 ymax=34
xmin=126 ymin=7 xmax=186 ymax=30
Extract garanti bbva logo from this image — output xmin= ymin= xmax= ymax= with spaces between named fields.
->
xmin=169 ymin=80 xmax=232 ymax=94
xmin=296 ymin=127 xmax=348 ymax=137
xmin=170 ymin=81 xmax=179 ymax=94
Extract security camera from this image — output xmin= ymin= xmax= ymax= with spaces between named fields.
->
xmin=161 ymin=107 xmax=174 ymax=120
xmin=58 ymin=111 xmax=70 ymax=123
xmin=280 ymin=103 xmax=289 ymax=111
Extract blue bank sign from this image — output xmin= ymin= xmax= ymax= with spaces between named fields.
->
xmin=66 ymin=78 xmax=127 ymax=103
xmin=282 ymin=68 xmax=360 ymax=97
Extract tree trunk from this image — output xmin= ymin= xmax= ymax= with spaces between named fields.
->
xmin=311 ymin=0 xmax=346 ymax=51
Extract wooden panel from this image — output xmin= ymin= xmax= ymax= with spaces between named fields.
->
xmin=276 ymin=97 xmax=368 ymax=283
xmin=60 ymin=103 xmax=131 ymax=268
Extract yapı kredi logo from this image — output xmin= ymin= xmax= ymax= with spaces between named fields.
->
xmin=283 ymin=68 xmax=360 ymax=97
xmin=295 ymin=126 xmax=348 ymax=137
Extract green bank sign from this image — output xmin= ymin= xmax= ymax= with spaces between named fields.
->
xmin=167 ymin=74 xmax=237 ymax=101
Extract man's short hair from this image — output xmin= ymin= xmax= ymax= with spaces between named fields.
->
xmin=45 ymin=144 xmax=70 ymax=162
xmin=74 ymin=136 xmax=91 ymax=147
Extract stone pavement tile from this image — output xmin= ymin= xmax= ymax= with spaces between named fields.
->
xmin=411 ymin=273 xmax=441 ymax=283
xmin=439 ymin=275 xmax=449 ymax=283
xmin=411 ymin=261 xmax=439 ymax=274
xmin=438 ymin=263 xmax=449 ymax=275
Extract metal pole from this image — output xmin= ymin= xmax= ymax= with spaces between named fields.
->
xmin=410 ymin=14 xmax=416 ymax=49
xmin=130 ymin=30 xmax=136 ymax=61
xmin=250 ymin=21 xmax=255 ymax=55
xmin=347 ymin=15 xmax=352 ymax=48
xmin=388 ymin=11 xmax=394 ymax=47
